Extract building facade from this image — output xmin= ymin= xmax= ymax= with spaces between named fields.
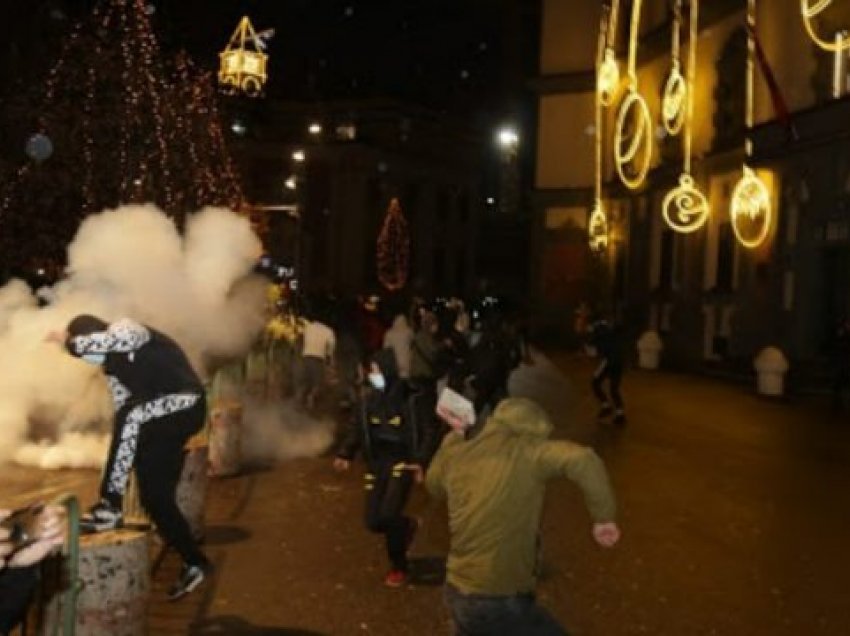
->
xmin=533 ymin=0 xmax=850 ymax=379
xmin=225 ymin=98 xmax=486 ymax=298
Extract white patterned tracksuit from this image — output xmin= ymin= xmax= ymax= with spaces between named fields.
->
xmin=68 ymin=317 xmax=207 ymax=566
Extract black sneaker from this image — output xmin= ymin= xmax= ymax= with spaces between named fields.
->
xmin=596 ymin=404 xmax=613 ymax=420
xmin=80 ymin=500 xmax=124 ymax=533
xmin=167 ymin=563 xmax=209 ymax=601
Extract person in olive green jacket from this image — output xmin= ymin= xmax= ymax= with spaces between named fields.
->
xmin=426 ymin=396 xmax=620 ymax=635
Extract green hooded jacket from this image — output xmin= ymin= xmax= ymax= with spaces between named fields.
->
xmin=425 ymin=397 xmax=617 ymax=596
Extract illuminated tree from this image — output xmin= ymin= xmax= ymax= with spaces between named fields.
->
xmin=376 ymin=197 xmax=410 ymax=292
xmin=0 ymin=0 xmax=244 ymax=271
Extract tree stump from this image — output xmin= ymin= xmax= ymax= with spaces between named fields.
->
xmin=208 ymin=402 xmax=242 ymax=477
xmin=42 ymin=530 xmax=149 ymax=636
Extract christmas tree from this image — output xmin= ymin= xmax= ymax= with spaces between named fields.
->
xmin=0 ymin=0 xmax=245 ymax=273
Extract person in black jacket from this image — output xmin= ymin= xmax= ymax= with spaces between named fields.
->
xmin=333 ymin=348 xmax=439 ymax=588
xmin=49 ymin=315 xmax=210 ymax=601
xmin=588 ymin=316 xmax=626 ymax=425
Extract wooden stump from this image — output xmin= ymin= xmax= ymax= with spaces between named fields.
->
xmin=42 ymin=530 xmax=149 ymax=636
xmin=208 ymin=402 xmax=243 ymax=477
xmin=177 ymin=444 xmax=208 ymax=541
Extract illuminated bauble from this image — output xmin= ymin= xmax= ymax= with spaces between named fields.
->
xmin=219 ymin=16 xmax=269 ymax=97
xmin=661 ymin=63 xmax=687 ymax=136
xmin=588 ymin=200 xmax=609 ymax=251
xmin=25 ymin=133 xmax=53 ymax=163
xmin=730 ymin=167 xmax=772 ymax=248
xmin=662 ymin=174 xmax=709 ymax=233
xmin=801 ymin=0 xmax=850 ymax=51
xmin=597 ymin=48 xmax=620 ymax=107
xmin=614 ymin=88 xmax=653 ymax=189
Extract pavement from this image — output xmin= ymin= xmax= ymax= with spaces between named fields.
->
xmin=3 ymin=351 xmax=849 ymax=635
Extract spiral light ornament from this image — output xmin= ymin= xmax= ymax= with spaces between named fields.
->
xmin=801 ymin=0 xmax=850 ymax=52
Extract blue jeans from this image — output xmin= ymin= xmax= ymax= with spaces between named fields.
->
xmin=445 ymin=584 xmax=568 ymax=636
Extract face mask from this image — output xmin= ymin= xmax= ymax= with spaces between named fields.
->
xmin=368 ymin=373 xmax=386 ymax=390
xmin=82 ymin=353 xmax=106 ymax=366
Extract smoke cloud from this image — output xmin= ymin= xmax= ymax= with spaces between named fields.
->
xmin=239 ymin=398 xmax=336 ymax=466
xmin=0 ymin=204 xmax=267 ymax=467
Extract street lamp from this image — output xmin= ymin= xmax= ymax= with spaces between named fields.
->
xmin=292 ymin=149 xmax=306 ymax=163
xmin=285 ymin=175 xmax=297 ymax=190
xmin=496 ymin=126 xmax=519 ymax=152
xmin=495 ymin=126 xmax=520 ymax=215
xmin=308 ymin=122 xmax=322 ymax=135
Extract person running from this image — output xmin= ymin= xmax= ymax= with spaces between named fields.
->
xmin=588 ymin=315 xmax=627 ymax=425
xmin=333 ymin=348 xmax=439 ymax=587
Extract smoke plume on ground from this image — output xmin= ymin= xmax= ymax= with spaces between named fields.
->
xmin=240 ymin=398 xmax=336 ymax=466
xmin=0 ymin=204 xmax=266 ymax=468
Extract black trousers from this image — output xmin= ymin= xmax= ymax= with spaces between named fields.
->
xmin=0 ymin=566 xmax=37 ymax=635
xmin=591 ymin=360 xmax=624 ymax=411
xmin=101 ymin=395 xmax=207 ymax=567
xmin=364 ymin=456 xmax=414 ymax=571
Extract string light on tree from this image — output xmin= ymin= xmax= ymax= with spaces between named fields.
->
xmin=376 ymin=198 xmax=410 ymax=291
xmin=730 ymin=0 xmax=772 ymax=249
xmin=662 ymin=0 xmax=710 ymax=233
xmin=613 ymin=0 xmax=653 ymax=190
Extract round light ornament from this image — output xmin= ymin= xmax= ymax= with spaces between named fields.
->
xmin=801 ymin=0 xmax=850 ymax=51
xmin=662 ymin=63 xmax=687 ymax=135
xmin=589 ymin=200 xmax=609 ymax=251
xmin=614 ymin=88 xmax=653 ymax=189
xmin=597 ymin=48 xmax=620 ymax=107
xmin=662 ymin=174 xmax=709 ymax=233
xmin=730 ymin=167 xmax=772 ymax=248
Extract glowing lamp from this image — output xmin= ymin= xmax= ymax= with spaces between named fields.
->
xmin=219 ymin=16 xmax=269 ymax=97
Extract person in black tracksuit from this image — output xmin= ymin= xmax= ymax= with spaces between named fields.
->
xmin=333 ymin=348 xmax=439 ymax=588
xmin=588 ymin=318 xmax=626 ymax=425
xmin=57 ymin=314 xmax=210 ymax=600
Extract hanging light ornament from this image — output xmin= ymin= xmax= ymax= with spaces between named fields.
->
xmin=590 ymin=4 xmax=615 ymax=251
xmin=614 ymin=0 xmax=653 ymax=189
xmin=662 ymin=0 xmax=709 ymax=233
xmin=661 ymin=0 xmax=687 ymax=136
xmin=800 ymin=0 xmax=849 ymax=98
xmin=597 ymin=0 xmax=621 ymax=107
xmin=729 ymin=0 xmax=772 ymax=249
xmin=800 ymin=0 xmax=850 ymax=52
xmin=218 ymin=16 xmax=271 ymax=97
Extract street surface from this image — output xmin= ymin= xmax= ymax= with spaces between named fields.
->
xmin=2 ymin=352 xmax=848 ymax=635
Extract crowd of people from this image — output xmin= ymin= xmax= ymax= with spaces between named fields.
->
xmin=0 ymin=293 xmax=624 ymax=635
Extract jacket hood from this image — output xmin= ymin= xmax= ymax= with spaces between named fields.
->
xmin=487 ymin=397 xmax=553 ymax=439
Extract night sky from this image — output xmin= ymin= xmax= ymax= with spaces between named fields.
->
xmin=6 ymin=0 xmax=540 ymax=123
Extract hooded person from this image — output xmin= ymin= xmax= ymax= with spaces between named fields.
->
xmin=333 ymin=348 xmax=440 ymax=587
xmin=50 ymin=314 xmax=210 ymax=601
xmin=427 ymin=397 xmax=621 ymax=635
xmin=383 ymin=314 xmax=414 ymax=379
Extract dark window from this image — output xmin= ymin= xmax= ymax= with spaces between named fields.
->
xmin=659 ymin=229 xmax=675 ymax=290
xmin=716 ymin=222 xmax=735 ymax=291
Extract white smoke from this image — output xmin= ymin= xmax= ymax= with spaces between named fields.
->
xmin=239 ymin=398 xmax=336 ymax=465
xmin=0 ymin=204 xmax=267 ymax=468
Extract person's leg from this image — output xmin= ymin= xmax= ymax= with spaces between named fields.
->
xmin=136 ymin=398 xmax=209 ymax=600
xmin=363 ymin=460 xmax=390 ymax=535
xmin=444 ymin=586 xmax=534 ymax=636
xmin=608 ymin=364 xmax=625 ymax=424
xmin=592 ymin=360 xmax=612 ymax=418
xmin=379 ymin=464 xmax=414 ymax=573
xmin=98 ymin=404 xmax=142 ymax=509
